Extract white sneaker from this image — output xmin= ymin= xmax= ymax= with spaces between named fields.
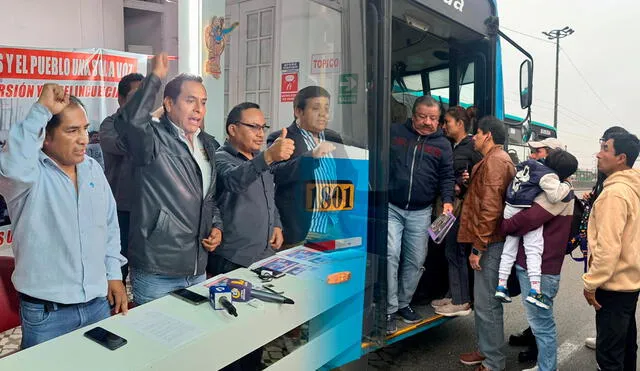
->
xmin=522 ymin=366 xmax=538 ymax=371
xmin=585 ymin=337 xmax=596 ymax=350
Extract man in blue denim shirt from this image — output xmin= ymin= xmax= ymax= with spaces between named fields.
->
xmin=0 ymin=84 xmax=127 ymax=348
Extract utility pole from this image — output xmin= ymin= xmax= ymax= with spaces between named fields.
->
xmin=542 ymin=26 xmax=574 ymax=129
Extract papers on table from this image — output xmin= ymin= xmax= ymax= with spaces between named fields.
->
xmin=122 ymin=311 xmax=205 ymax=349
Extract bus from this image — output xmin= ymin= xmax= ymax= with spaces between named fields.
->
xmin=0 ymin=0 xmax=536 ymax=369
xmin=223 ymin=0 xmax=534 ymax=368
xmin=505 ymin=115 xmax=558 ymax=164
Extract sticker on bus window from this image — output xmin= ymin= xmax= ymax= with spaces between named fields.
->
xmin=305 ymin=181 xmax=355 ymax=212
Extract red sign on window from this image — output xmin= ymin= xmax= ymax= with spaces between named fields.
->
xmin=280 ymin=72 xmax=298 ymax=102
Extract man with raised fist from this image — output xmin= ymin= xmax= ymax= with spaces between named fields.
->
xmin=207 ymin=102 xmax=294 ymax=274
xmin=114 ymin=53 xmax=223 ymax=305
xmin=0 ymin=84 xmax=127 ymax=348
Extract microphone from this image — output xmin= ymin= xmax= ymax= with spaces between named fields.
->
xmin=251 ymin=289 xmax=295 ymax=305
xmin=209 ymin=285 xmax=238 ymax=317
xmin=227 ymin=278 xmax=252 ymax=302
xmin=227 ymin=278 xmax=295 ymax=305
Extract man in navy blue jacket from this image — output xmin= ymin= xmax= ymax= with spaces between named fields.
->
xmin=387 ymin=95 xmax=455 ymax=334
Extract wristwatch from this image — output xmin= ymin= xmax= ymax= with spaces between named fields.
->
xmin=471 ymin=247 xmax=483 ymax=257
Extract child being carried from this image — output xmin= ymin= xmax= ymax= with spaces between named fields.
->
xmin=495 ymin=148 xmax=578 ymax=309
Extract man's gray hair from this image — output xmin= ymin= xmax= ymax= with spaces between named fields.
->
xmin=412 ymin=95 xmax=440 ymax=115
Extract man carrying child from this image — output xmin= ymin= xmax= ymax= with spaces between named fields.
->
xmin=500 ymin=149 xmax=578 ymax=371
xmin=495 ymin=149 xmax=578 ymax=308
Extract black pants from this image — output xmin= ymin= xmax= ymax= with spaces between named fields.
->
xmin=596 ymin=289 xmax=639 ymax=371
xmin=117 ymin=211 xmax=130 ymax=283
xmin=207 ymin=255 xmax=264 ymax=371
xmin=206 ymin=254 xmax=244 ymax=276
xmin=444 ymin=221 xmax=471 ymax=305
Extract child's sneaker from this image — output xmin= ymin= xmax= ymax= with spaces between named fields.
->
xmin=494 ymin=285 xmax=512 ymax=303
xmin=525 ymin=289 xmax=551 ymax=309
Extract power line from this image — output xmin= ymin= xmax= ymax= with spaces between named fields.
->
xmin=505 ymin=96 xmax=603 ymax=130
xmin=559 ymin=47 xmax=622 ymax=122
xmin=507 ymin=91 xmax=606 ymax=129
xmin=501 ymin=26 xmax=555 ymax=45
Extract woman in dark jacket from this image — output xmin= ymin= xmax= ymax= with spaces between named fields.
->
xmin=431 ymin=106 xmax=483 ymax=317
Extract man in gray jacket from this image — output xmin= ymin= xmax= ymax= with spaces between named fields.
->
xmin=114 ymin=53 xmax=223 ymax=305
xmin=207 ymin=102 xmax=294 ymax=275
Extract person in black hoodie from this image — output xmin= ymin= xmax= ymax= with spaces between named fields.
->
xmin=386 ymin=95 xmax=455 ymax=334
xmin=431 ymin=106 xmax=483 ymax=317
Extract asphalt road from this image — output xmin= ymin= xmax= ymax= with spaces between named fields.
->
xmin=343 ymin=189 xmax=640 ymax=370
xmin=362 ymin=255 xmax=625 ymax=370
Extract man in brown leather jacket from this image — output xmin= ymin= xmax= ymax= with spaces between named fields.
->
xmin=457 ymin=116 xmax=516 ymax=371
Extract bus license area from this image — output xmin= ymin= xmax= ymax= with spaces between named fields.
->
xmin=305 ymin=181 xmax=355 ymax=212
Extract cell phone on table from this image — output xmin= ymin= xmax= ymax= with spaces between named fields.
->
xmin=84 ymin=327 xmax=127 ymax=350
xmin=170 ymin=288 xmax=208 ymax=305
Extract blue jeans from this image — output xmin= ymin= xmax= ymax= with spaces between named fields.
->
xmin=130 ymin=268 xmax=206 ymax=305
xmin=516 ymin=265 xmax=560 ymax=371
xmin=474 ymin=242 xmax=505 ymax=371
xmin=387 ymin=203 xmax=432 ymax=314
xmin=20 ymin=296 xmax=111 ymax=349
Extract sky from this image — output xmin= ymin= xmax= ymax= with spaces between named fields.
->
xmin=498 ymin=0 xmax=639 ymax=169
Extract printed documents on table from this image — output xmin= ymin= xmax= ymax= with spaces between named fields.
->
xmin=123 ymin=310 xmax=205 ymax=349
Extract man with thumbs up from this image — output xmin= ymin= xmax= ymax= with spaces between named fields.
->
xmin=207 ymin=102 xmax=295 ymax=276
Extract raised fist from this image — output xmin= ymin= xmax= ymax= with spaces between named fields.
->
xmin=152 ymin=52 xmax=169 ymax=80
xmin=37 ymin=84 xmax=69 ymax=115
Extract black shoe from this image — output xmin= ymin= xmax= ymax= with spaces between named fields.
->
xmin=509 ymin=327 xmax=536 ymax=346
xmin=518 ymin=345 xmax=538 ymax=363
xmin=397 ymin=306 xmax=422 ymax=324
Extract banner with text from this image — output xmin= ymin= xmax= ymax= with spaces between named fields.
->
xmin=0 ymin=46 xmax=149 ymax=254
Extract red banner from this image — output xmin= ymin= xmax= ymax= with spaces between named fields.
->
xmin=0 ymin=48 xmax=140 ymax=82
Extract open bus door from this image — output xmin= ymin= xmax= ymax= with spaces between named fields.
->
xmin=355 ymin=0 xmax=536 ymax=360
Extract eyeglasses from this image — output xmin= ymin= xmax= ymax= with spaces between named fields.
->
xmin=236 ymin=121 xmax=270 ymax=133
xmin=256 ymin=269 xmax=274 ymax=282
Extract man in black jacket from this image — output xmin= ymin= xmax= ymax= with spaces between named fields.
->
xmin=387 ymin=95 xmax=455 ymax=334
xmin=99 ymin=72 xmax=144 ymax=283
xmin=114 ymin=53 xmax=223 ymax=305
xmin=266 ymin=86 xmax=345 ymax=247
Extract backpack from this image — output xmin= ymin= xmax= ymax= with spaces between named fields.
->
xmin=566 ymin=195 xmax=590 ymax=272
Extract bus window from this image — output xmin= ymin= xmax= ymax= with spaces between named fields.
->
xmin=392 ymin=73 xmax=422 ymax=120
xmin=460 ymin=61 xmax=475 ymax=106
xmin=428 ymin=67 xmax=449 ymax=100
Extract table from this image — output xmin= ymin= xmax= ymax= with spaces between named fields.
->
xmin=0 ymin=247 xmax=367 ymax=370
